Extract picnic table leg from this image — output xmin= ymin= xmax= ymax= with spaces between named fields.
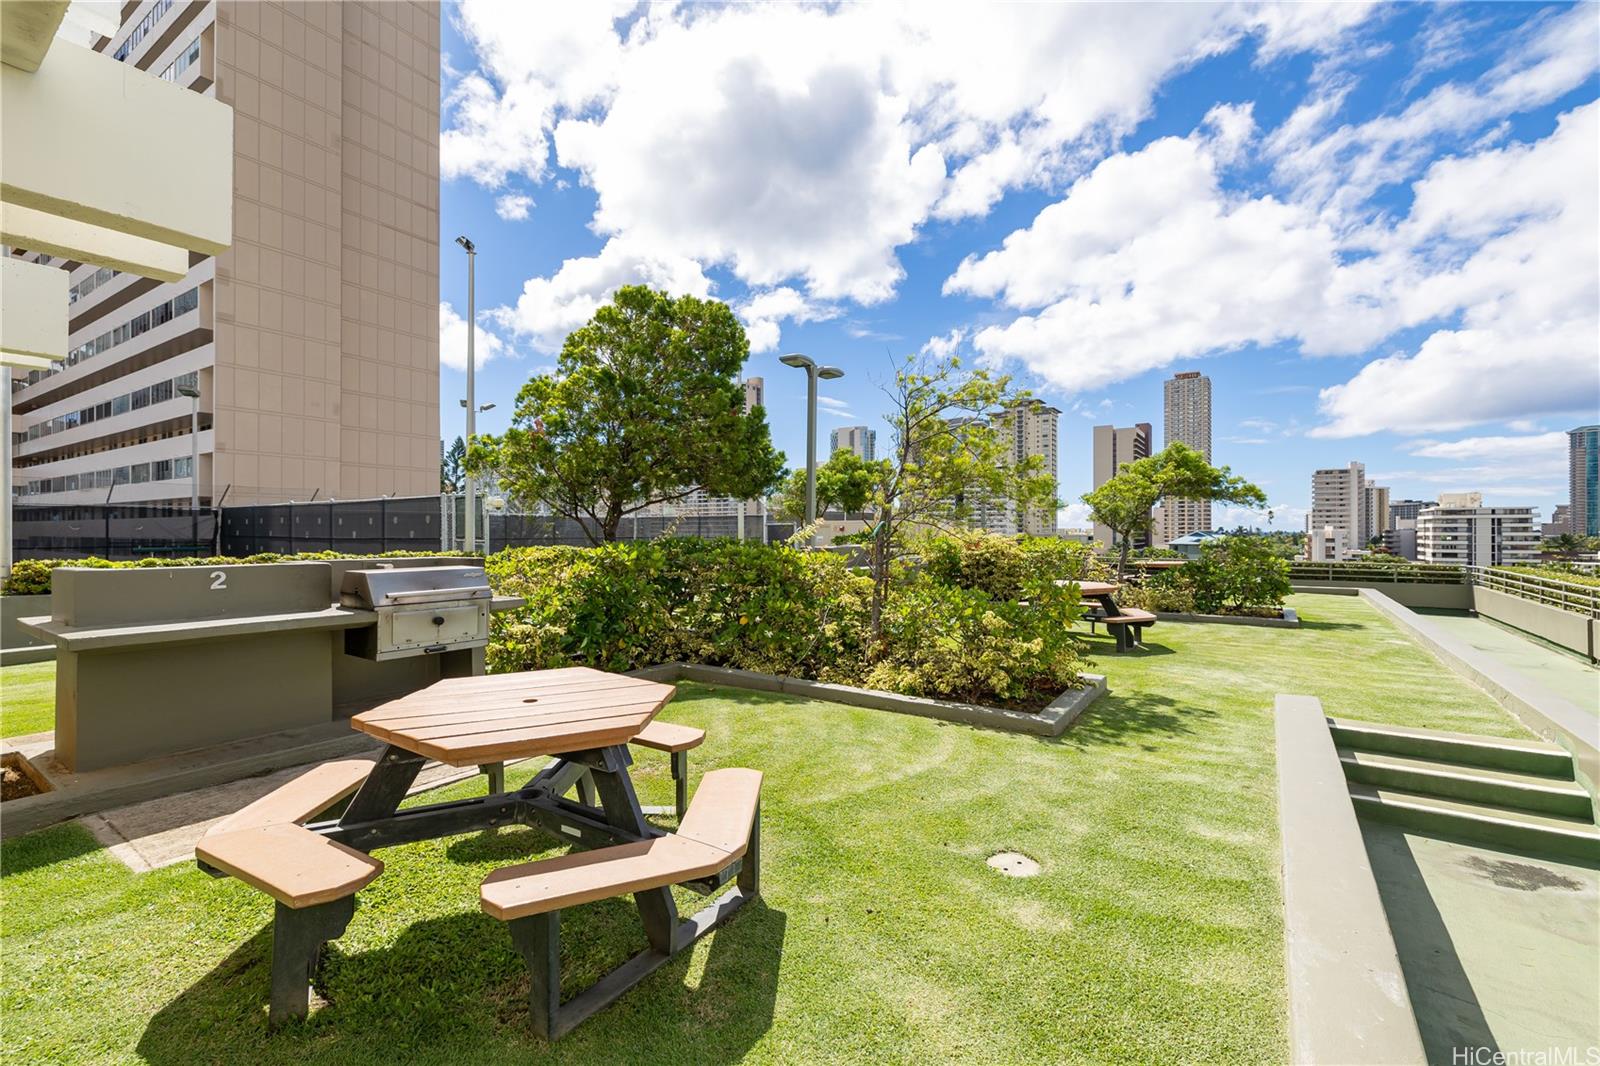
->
xmin=670 ymin=751 xmax=689 ymax=820
xmin=479 ymin=762 xmax=505 ymax=794
xmin=268 ymin=896 xmax=356 ymax=1029
xmin=577 ymin=770 xmax=598 ymax=808
xmin=585 ymin=746 xmax=679 ymax=954
xmin=507 ymin=911 xmax=561 ymax=1041
xmin=339 ymin=745 xmax=427 ymax=827
xmin=737 ymin=798 xmax=760 ymax=895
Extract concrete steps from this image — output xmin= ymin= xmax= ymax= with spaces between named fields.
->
xmin=1338 ymin=749 xmax=1593 ymax=818
xmin=1333 ymin=718 xmax=1599 ymax=860
xmin=1328 ymin=718 xmax=1573 ymax=775
xmin=1347 ymin=785 xmax=1600 ymax=861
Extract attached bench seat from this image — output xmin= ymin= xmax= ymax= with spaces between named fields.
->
xmin=197 ymin=823 xmax=383 ymax=908
xmin=483 ymin=767 xmax=762 ymax=1040
xmin=1100 ymin=608 xmax=1157 ymax=625
xmin=194 ymin=758 xmax=382 ymax=1029
xmin=205 ymin=758 xmax=376 ymax=837
xmin=628 ymin=720 xmax=706 ymax=818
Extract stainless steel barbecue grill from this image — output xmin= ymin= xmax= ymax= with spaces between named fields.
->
xmin=339 ymin=564 xmax=492 ymax=661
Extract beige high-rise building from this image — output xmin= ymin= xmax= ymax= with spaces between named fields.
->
xmin=10 ymin=1 xmax=440 ymax=508
xmin=1307 ymin=461 xmax=1364 ymax=561
xmin=999 ymin=400 xmax=1059 ymax=536
xmin=1160 ymin=371 xmax=1211 ymax=542
xmin=1361 ymin=483 xmax=1390 ymax=545
xmin=1092 ymin=422 xmax=1151 ymax=548
xmin=829 ymin=425 xmax=876 ymax=462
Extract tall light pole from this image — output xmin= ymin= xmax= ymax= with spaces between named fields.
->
xmin=455 ymin=235 xmax=476 ymax=552
xmin=176 ymin=384 xmax=201 ymax=511
xmin=778 ymin=353 xmax=844 ymax=534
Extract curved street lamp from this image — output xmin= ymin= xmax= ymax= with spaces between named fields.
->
xmin=778 ymin=353 xmax=844 ymax=534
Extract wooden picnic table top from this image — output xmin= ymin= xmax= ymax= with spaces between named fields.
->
xmin=1075 ymin=581 xmax=1120 ymax=597
xmin=350 ymin=667 xmax=676 ymax=767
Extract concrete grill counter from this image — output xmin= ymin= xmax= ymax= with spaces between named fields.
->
xmin=18 ymin=558 xmax=523 ymax=772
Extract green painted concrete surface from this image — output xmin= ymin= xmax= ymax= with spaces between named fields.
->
xmin=1417 ymin=610 xmax=1600 ymax=719
xmin=1362 ymin=823 xmax=1600 ymax=1064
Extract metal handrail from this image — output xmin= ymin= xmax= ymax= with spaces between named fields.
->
xmin=1470 ymin=565 xmax=1600 ymax=618
xmin=1287 ymin=562 xmax=1465 ymax=585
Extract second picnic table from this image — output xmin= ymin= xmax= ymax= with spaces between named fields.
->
xmin=1071 ymin=580 xmax=1157 ymax=651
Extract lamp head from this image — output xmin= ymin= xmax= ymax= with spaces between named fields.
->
xmin=817 ymin=366 xmax=845 ymax=381
xmin=779 ymin=353 xmax=813 ymax=369
xmin=481 ymin=402 xmax=496 ymax=412
xmin=455 ymin=235 xmax=475 ymax=253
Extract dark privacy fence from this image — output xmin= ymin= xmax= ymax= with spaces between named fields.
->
xmin=14 ymin=495 xmax=799 ymax=559
xmin=12 ymin=504 xmax=218 ymax=559
xmin=221 ymin=496 xmax=444 ymax=556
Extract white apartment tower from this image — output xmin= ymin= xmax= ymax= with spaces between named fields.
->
xmin=9 ymin=1 xmax=441 ymax=510
xmin=829 ymin=425 xmax=876 ymax=462
xmin=1092 ymin=422 xmax=1151 ymax=548
xmin=1160 ymin=371 xmax=1212 ymax=541
xmin=1307 ymin=462 xmax=1365 ymax=561
xmin=1416 ymin=492 xmax=1539 ymax=566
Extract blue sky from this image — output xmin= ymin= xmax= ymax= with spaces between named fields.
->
xmin=435 ymin=2 xmax=1599 ymax=530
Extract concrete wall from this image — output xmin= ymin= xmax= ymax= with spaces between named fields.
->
xmin=1 ymin=594 xmax=53 ymax=662
xmin=1292 ymin=578 xmax=1472 ymax=610
xmin=1472 ymin=585 xmax=1597 ymax=663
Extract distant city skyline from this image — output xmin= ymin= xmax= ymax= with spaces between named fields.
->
xmin=434 ymin=4 xmax=1595 ymax=531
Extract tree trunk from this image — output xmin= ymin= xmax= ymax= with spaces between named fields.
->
xmin=870 ymin=510 xmax=892 ymax=643
xmin=600 ymin=500 xmax=623 ymax=543
xmin=1116 ymin=535 xmax=1132 ymax=581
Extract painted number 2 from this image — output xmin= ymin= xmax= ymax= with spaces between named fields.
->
xmin=209 ymin=571 xmax=227 ymax=591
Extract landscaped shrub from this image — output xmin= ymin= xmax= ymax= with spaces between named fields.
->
xmin=1 ymin=551 xmax=469 ymax=595
xmin=486 ymin=535 xmax=1084 ymax=707
xmin=1495 ymin=564 xmax=1600 ymax=588
xmin=1117 ymin=570 xmax=1196 ymax=613
xmin=919 ymin=530 xmax=1101 ymax=599
xmin=863 ymin=575 xmax=1086 ymax=707
xmin=484 ymin=539 xmax=873 ymax=679
xmin=1184 ymin=536 xmax=1291 ymax=615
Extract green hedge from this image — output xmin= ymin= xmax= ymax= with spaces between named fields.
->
xmin=1120 ymin=536 xmax=1290 ymax=615
xmin=2 ymin=551 xmax=468 ymax=596
xmin=487 ymin=533 xmax=1089 ymax=708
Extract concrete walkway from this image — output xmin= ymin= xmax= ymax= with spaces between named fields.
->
xmin=80 ymin=758 xmax=517 ymax=872
xmin=1418 ymin=611 xmax=1599 ymax=719
xmin=1362 ymin=823 xmax=1600 ymax=1063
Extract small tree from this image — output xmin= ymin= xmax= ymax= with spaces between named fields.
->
xmin=1185 ymin=535 xmax=1292 ymax=614
xmin=772 ymin=450 xmax=886 ymax=521
xmin=1082 ymin=443 xmax=1267 ymax=579
xmin=865 ymin=354 xmax=1056 ymax=637
xmin=440 ymin=436 xmax=466 ymax=493
xmin=468 ymin=286 xmax=785 ymax=543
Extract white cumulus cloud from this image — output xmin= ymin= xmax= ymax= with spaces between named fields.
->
xmin=439 ymin=301 xmax=509 ymax=371
xmin=494 ymin=193 xmax=534 ymax=221
xmin=489 ymin=239 xmax=714 ymax=354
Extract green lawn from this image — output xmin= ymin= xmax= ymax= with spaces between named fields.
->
xmin=1 ymin=594 xmax=1526 ymax=1064
xmin=0 ymin=660 xmax=56 ymax=739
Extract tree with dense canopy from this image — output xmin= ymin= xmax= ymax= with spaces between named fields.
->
xmin=1082 ymin=443 xmax=1268 ymax=579
xmin=771 ymin=449 xmax=888 ymax=522
xmin=467 ymin=286 xmax=785 ymax=543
